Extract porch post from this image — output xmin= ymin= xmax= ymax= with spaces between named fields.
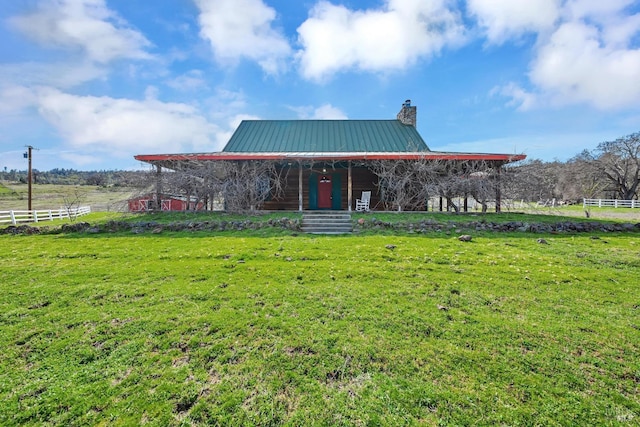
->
xmin=347 ymin=161 xmax=352 ymax=212
xmin=495 ymin=165 xmax=502 ymax=213
xmin=298 ymin=161 xmax=303 ymax=212
xmin=155 ymin=165 xmax=162 ymax=211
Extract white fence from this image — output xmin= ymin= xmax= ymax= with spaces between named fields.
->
xmin=583 ymin=199 xmax=639 ymax=208
xmin=0 ymin=206 xmax=91 ymax=225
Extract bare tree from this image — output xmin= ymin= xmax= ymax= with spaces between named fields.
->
xmin=593 ymin=132 xmax=640 ymax=200
xmin=365 ymin=159 xmax=437 ymax=211
xmin=213 ymin=161 xmax=288 ymax=212
xmin=142 ymin=160 xmax=289 ymax=213
xmin=428 ymin=160 xmax=502 ymax=213
xmin=560 ymin=150 xmax=607 ymax=201
xmin=507 ymin=159 xmax=562 ymax=203
xmin=85 ymin=173 xmax=105 ymax=186
xmin=466 ymin=166 xmax=500 ymax=212
xmin=363 ymin=158 xmax=501 ymax=212
xmin=62 ymin=187 xmax=89 ymax=221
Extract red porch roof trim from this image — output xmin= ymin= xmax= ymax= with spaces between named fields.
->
xmin=135 ymin=152 xmax=526 ymax=163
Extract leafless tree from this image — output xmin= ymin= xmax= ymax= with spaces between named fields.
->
xmin=466 ymin=167 xmax=500 ymax=212
xmin=85 ymin=173 xmax=107 ymax=186
xmin=114 ymin=171 xmax=149 ymax=188
xmin=593 ymin=132 xmax=640 ymax=200
xmin=506 ymin=159 xmax=563 ymax=203
xmin=429 ymin=160 xmax=502 ymax=213
xmin=363 ymin=158 xmax=502 ymax=212
xmin=559 ymin=150 xmax=607 ymax=202
xmin=211 ymin=161 xmax=288 ymax=212
xmin=62 ymin=187 xmax=88 ymax=221
xmin=141 ymin=160 xmax=289 ymax=213
xmin=365 ymin=159 xmax=435 ymax=211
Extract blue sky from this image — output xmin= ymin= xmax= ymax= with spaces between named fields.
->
xmin=1 ymin=0 xmax=639 ymax=171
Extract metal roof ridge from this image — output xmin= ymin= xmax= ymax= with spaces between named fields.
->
xmin=238 ymin=119 xmax=403 ymax=123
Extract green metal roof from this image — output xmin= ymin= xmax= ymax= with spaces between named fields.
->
xmin=222 ymin=120 xmax=430 ymax=153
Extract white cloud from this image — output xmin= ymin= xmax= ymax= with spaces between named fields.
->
xmin=467 ymin=0 xmax=561 ymax=44
xmin=0 ymin=85 xmax=39 ymax=115
xmin=194 ymin=0 xmax=292 ymax=74
xmin=228 ymin=114 xmax=261 ymax=130
xmin=563 ymin=0 xmax=640 ymax=47
xmin=59 ymin=152 xmax=101 ymax=166
xmin=166 ymin=70 xmax=208 ymax=92
xmin=0 ymin=61 xmax=106 ymax=90
xmin=216 ymin=113 xmax=262 ymax=148
xmin=205 ymin=89 xmax=252 ymax=124
xmin=8 ymin=0 xmax=152 ymax=63
xmin=530 ymin=19 xmax=640 ymax=110
xmin=33 ymin=88 xmax=226 ymax=155
xmin=297 ymin=0 xmax=466 ymax=81
xmin=0 ymin=85 xmax=256 ymax=168
xmin=491 ymin=82 xmax=537 ymax=111
xmin=290 ymin=103 xmax=348 ymax=119
xmin=489 ymin=0 xmax=640 ymax=111
xmin=564 ymin=0 xmax=637 ymax=21
xmin=311 ymin=104 xmax=348 ymax=119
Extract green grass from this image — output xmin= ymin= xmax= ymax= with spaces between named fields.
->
xmin=121 ymin=210 xmax=302 ymax=224
xmin=0 ymin=183 xmax=15 ymax=195
xmin=0 ymin=182 xmax=136 ymax=211
xmin=1 ymin=229 xmax=639 ymax=426
xmin=351 ymin=210 xmax=623 ymax=224
xmin=121 ymin=208 xmax=639 ymax=225
xmin=521 ymin=203 xmax=640 ymax=222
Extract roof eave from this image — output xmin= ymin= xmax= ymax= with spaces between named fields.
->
xmin=135 ymin=152 xmax=526 ymax=162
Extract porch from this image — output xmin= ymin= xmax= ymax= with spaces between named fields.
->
xmin=261 ymin=161 xmax=378 ymax=211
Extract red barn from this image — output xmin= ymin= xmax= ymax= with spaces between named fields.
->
xmin=128 ymin=193 xmax=204 ymax=212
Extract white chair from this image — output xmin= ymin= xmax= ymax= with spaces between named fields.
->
xmin=355 ymin=191 xmax=371 ymax=211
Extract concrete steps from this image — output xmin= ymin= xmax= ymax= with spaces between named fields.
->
xmin=301 ymin=211 xmax=352 ymax=234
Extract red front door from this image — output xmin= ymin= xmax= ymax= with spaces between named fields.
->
xmin=318 ymin=175 xmax=332 ymax=209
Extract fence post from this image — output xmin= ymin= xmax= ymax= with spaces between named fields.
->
xmin=34 ymin=210 xmax=38 ymax=223
xmin=10 ymin=210 xmax=16 ymax=225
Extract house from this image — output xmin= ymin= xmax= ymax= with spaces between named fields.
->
xmin=128 ymin=193 xmax=205 ymax=212
xmin=135 ymin=101 xmax=525 ymax=212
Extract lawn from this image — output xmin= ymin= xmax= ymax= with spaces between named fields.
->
xmin=0 ymin=183 xmax=15 ymax=195
xmin=0 ymin=182 xmax=137 ymax=212
xmin=1 ymin=227 xmax=639 ymax=425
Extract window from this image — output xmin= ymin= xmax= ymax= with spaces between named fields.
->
xmin=257 ymin=175 xmax=271 ymax=201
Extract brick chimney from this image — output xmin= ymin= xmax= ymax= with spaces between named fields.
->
xmin=396 ymin=99 xmax=416 ymax=127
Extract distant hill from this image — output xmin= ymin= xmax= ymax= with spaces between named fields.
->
xmin=0 ymin=169 xmax=147 ymax=187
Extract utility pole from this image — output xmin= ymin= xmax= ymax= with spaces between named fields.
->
xmin=23 ymin=146 xmax=33 ymax=211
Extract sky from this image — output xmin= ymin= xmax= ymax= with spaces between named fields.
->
xmin=1 ymin=0 xmax=639 ymax=172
